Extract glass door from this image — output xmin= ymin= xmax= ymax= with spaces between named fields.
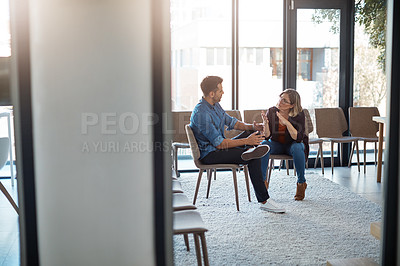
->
xmin=286 ymin=0 xmax=354 ymax=166
xmin=296 ymin=8 xmax=341 ymax=139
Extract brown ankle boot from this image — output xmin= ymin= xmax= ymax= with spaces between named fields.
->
xmin=294 ymin=182 xmax=307 ymax=201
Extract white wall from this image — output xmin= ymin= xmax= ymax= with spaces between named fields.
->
xmin=29 ymin=1 xmax=157 ymax=265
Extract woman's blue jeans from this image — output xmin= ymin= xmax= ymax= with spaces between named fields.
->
xmin=260 ymin=139 xmax=306 ymax=184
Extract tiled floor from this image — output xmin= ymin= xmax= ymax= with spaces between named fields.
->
xmin=0 ymin=159 xmax=383 ymax=265
xmin=0 ymin=179 xmax=19 ymax=266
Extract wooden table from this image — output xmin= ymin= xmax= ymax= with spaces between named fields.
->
xmin=370 ymin=221 xmax=381 ymax=240
xmin=372 ymin=116 xmax=386 ymax=182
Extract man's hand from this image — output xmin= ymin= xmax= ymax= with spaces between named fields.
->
xmin=253 ymin=121 xmax=264 ymax=132
xmin=261 ymin=111 xmax=270 ymax=137
xmin=261 ymin=111 xmax=269 ymax=126
xmin=246 ymin=131 xmax=265 ymax=146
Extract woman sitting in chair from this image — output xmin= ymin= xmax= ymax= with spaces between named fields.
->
xmin=260 ymin=89 xmax=309 ymax=200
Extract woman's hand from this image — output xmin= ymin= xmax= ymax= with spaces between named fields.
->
xmin=276 ymin=111 xmax=298 ymax=140
xmin=276 ymin=111 xmax=291 ymax=127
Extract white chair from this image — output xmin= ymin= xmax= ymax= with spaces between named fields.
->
xmin=172 ymin=180 xmax=184 ymax=193
xmin=0 ymin=137 xmax=19 ymax=214
xmin=173 ymin=193 xmax=197 ymax=212
xmin=173 ymin=193 xmax=198 ymax=252
xmin=185 ymin=124 xmax=251 ymax=211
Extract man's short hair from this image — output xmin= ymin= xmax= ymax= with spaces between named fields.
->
xmin=200 ymin=76 xmax=223 ymax=96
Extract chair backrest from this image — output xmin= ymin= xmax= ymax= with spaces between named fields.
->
xmin=243 ymin=109 xmax=266 ymax=124
xmin=185 ymin=124 xmax=201 ymax=168
xmin=172 ymin=111 xmax=192 ymax=143
xmin=225 ymin=110 xmax=243 ymax=139
xmin=314 ymin=107 xmax=348 ymax=138
xmin=302 ymin=108 xmax=314 ymax=135
xmin=225 ymin=110 xmax=242 ymax=121
xmin=349 ymin=107 xmax=380 ymax=138
xmin=0 ymin=137 xmax=10 ymax=170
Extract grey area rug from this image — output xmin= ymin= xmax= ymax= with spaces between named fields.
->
xmin=173 ymin=170 xmax=381 ymax=266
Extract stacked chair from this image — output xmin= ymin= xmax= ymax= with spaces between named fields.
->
xmin=172 ymin=176 xmax=209 ymax=266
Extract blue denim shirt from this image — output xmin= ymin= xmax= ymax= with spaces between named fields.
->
xmin=190 ymin=98 xmax=238 ymax=159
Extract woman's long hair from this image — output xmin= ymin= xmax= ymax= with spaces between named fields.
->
xmin=280 ymin=88 xmax=303 ymax=117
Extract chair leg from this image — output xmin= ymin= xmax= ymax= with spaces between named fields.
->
xmin=314 ymin=147 xmax=320 ymax=169
xmin=348 ymin=142 xmax=355 ymax=167
xmin=285 ymin=160 xmax=289 ymax=175
xmin=320 ymin=143 xmax=324 ymax=175
xmin=340 ymin=143 xmax=343 ymax=166
xmin=0 ymin=181 xmax=19 ymax=214
xmin=364 ymin=141 xmax=367 ymax=173
xmin=200 ymin=233 xmax=210 ymax=266
xmin=172 ymin=145 xmax=180 ymax=177
xmin=374 ymin=142 xmax=377 ymax=165
xmin=268 ymin=159 xmax=274 ymax=183
xmin=193 ymin=233 xmax=202 ymax=266
xmin=206 ymin=169 xmax=212 ymax=199
xmin=184 ymin=234 xmax=190 ymax=251
xmin=232 ymin=168 xmax=240 ymax=211
xmin=193 ymin=169 xmax=204 ymax=205
xmin=243 ymin=165 xmax=251 ymax=202
xmin=355 ymin=141 xmax=361 ymax=172
xmin=213 ymin=168 xmax=217 ymax=180
xmin=331 ymin=142 xmax=334 ymax=174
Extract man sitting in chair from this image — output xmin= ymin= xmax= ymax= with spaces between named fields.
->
xmin=189 ymin=76 xmax=285 ymax=213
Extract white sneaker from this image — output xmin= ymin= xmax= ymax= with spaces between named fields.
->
xmin=260 ymin=199 xmax=286 ymax=213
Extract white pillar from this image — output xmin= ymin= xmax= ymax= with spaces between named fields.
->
xmin=29 ymin=1 xmax=157 ymax=265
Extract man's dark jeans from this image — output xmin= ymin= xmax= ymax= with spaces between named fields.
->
xmin=201 ymin=131 xmax=269 ymax=202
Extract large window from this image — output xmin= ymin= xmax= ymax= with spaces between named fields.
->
xmin=238 ymin=0 xmax=283 ymax=111
xmin=170 ymin=0 xmax=232 ymax=111
xmin=0 ymin=0 xmax=10 ymax=57
xmin=0 ymin=0 xmax=11 ymax=106
xmin=170 ymin=0 xmax=362 ymax=166
xmin=270 ymin=48 xmax=283 ymax=78
xmin=353 ymin=23 xmax=386 ymax=114
xmin=297 ymin=48 xmax=313 ymax=81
